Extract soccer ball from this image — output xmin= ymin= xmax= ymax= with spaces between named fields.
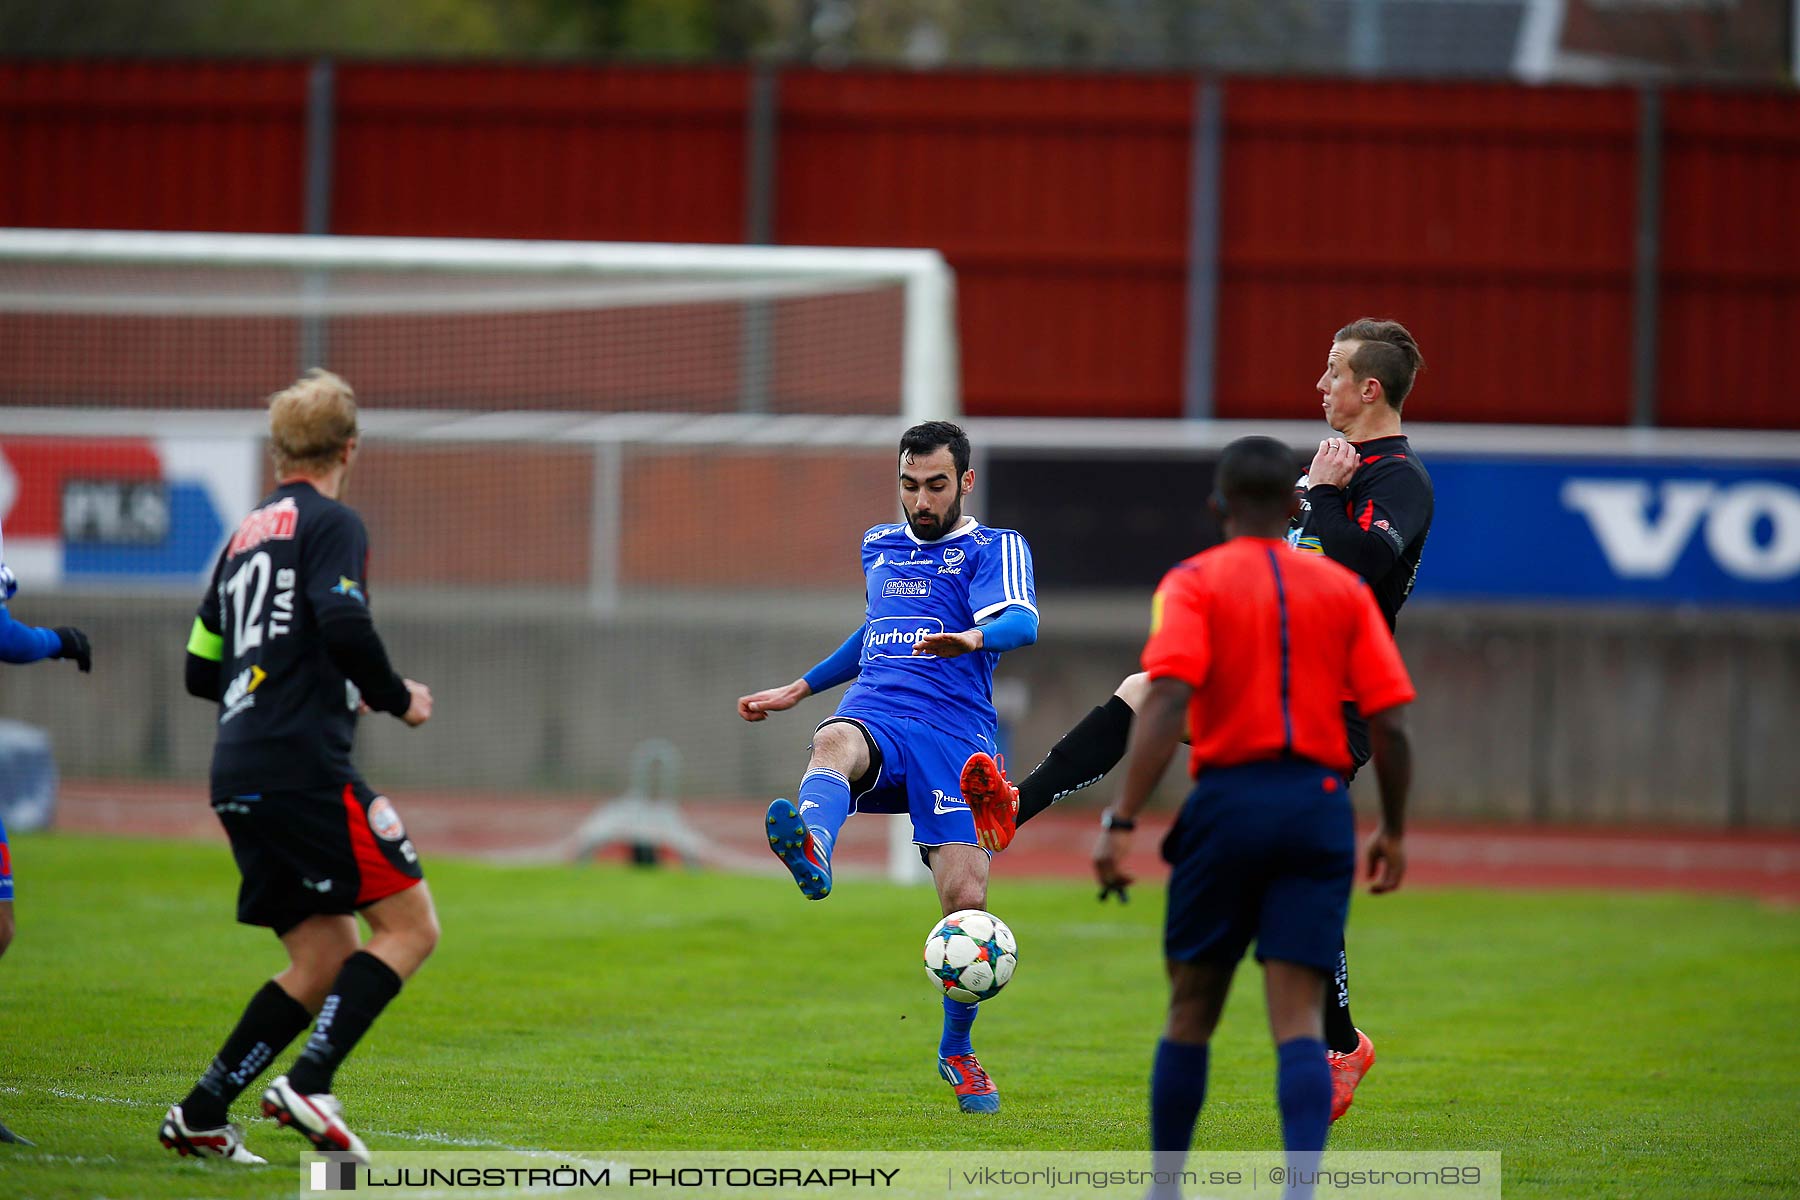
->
xmin=923 ymin=909 xmax=1018 ymax=1003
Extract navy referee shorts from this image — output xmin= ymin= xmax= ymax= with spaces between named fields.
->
xmin=1160 ymin=759 xmax=1354 ymax=975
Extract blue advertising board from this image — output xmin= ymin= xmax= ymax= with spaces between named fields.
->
xmin=0 ymin=436 xmax=256 ymax=590
xmin=1412 ymin=456 xmax=1800 ymax=608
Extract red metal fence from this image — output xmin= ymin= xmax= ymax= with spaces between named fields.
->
xmin=777 ymin=70 xmax=1193 ymax=419
xmin=3 ymin=60 xmax=1796 ymax=428
xmin=0 ymin=61 xmax=308 ymax=232
xmin=1658 ymin=90 xmax=1800 ymax=431
xmin=1217 ymin=79 xmax=1642 ymax=427
xmin=332 ymin=63 xmax=750 ymax=243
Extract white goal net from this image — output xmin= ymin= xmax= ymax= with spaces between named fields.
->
xmin=0 ymin=229 xmax=957 ymax=878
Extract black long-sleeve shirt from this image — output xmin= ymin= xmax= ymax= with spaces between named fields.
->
xmin=1290 ymin=434 xmax=1434 ymax=630
xmin=188 ymin=481 xmax=410 ymax=793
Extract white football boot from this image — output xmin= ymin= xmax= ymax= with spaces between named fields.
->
xmin=159 ymin=1103 xmax=266 ymax=1163
xmin=261 ymin=1075 xmax=370 ymax=1164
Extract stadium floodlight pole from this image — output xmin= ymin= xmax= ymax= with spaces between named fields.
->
xmin=0 ymin=229 xmax=961 ymax=423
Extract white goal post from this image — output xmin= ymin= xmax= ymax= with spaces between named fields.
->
xmin=0 ymin=227 xmax=959 ymax=422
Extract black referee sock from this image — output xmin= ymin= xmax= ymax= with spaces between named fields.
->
xmin=283 ymin=951 xmax=403 ymax=1096
xmin=181 ymin=980 xmax=314 ymax=1128
xmin=1324 ymin=948 xmax=1359 ymax=1054
xmin=1015 ymin=695 xmax=1137 ymax=827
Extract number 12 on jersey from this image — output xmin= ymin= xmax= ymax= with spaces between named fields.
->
xmin=221 ymin=551 xmax=296 ymax=658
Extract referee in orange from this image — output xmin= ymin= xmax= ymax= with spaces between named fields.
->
xmin=1092 ymin=436 xmax=1414 ymax=1198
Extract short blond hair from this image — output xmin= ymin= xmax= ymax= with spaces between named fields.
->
xmin=269 ymin=368 xmax=358 ymax=476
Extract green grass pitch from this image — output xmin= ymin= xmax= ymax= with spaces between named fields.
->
xmin=0 ymin=833 xmax=1795 ymax=1199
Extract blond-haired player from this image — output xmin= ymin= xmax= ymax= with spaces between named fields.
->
xmin=161 ymin=370 xmax=438 ymax=1164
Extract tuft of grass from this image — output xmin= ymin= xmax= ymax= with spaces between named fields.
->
xmin=0 ymin=833 xmax=1795 ymax=1198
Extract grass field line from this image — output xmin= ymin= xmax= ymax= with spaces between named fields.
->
xmin=2 ymin=1151 xmax=122 ymax=1166
xmin=0 ymin=1084 xmax=537 ymax=1151
xmin=1 ymin=1083 xmax=141 ymax=1108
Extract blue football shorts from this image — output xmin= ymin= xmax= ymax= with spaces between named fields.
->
xmin=827 ymin=709 xmax=995 ymax=854
xmin=1160 ymin=759 xmax=1355 ymax=975
xmin=0 ymin=812 xmax=13 ymax=902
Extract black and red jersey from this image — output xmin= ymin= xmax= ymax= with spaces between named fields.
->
xmin=194 ymin=481 xmax=407 ymax=794
xmin=1290 ymin=434 xmax=1434 ymax=630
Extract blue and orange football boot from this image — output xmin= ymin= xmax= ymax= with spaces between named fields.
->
xmin=938 ymin=1053 xmax=1000 ymax=1114
xmin=766 ymin=798 xmax=832 ymax=899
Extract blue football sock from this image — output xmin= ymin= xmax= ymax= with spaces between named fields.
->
xmin=939 ymin=994 xmax=978 ymax=1059
xmin=796 ymin=768 xmax=852 ymax=861
xmin=1150 ymin=1038 xmax=1210 ymax=1149
xmin=1276 ymin=1037 xmax=1331 ymax=1197
xmin=1149 ymin=1037 xmax=1210 ymax=1197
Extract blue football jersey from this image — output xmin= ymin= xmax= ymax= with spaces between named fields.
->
xmin=837 ymin=515 xmax=1037 ymax=733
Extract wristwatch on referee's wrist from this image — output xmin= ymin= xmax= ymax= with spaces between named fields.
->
xmin=1100 ymin=810 xmax=1136 ymax=832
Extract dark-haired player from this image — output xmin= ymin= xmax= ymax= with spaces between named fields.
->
xmin=737 ymin=420 xmax=1038 ymax=1114
xmin=1092 ymin=436 xmax=1414 ymax=1199
xmin=160 ymin=370 xmax=438 ymax=1165
xmin=964 ymin=318 xmax=1432 ymax=1120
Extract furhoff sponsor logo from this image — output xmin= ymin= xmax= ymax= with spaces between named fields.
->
xmin=864 ymin=617 xmax=944 ymax=658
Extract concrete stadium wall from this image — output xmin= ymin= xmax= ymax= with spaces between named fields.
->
xmin=1 ymin=593 xmax=1794 ymax=828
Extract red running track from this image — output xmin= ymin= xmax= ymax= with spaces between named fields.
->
xmin=49 ymin=780 xmax=1800 ymax=904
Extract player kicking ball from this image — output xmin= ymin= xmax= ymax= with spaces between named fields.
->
xmin=737 ymin=421 xmax=1038 ymax=1114
xmin=959 ymin=318 xmax=1431 ymax=1123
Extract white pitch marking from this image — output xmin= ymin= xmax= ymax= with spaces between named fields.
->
xmin=0 ymin=1084 xmax=534 ymax=1151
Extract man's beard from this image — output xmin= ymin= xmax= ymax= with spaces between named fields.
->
xmin=907 ymin=496 xmax=962 ymax=540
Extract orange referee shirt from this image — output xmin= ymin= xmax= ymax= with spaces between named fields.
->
xmin=1143 ymin=537 xmax=1415 ymax=777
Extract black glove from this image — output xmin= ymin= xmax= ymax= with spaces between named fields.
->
xmin=1097 ymin=880 xmax=1132 ymax=904
xmin=53 ymin=627 xmax=91 ymax=673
